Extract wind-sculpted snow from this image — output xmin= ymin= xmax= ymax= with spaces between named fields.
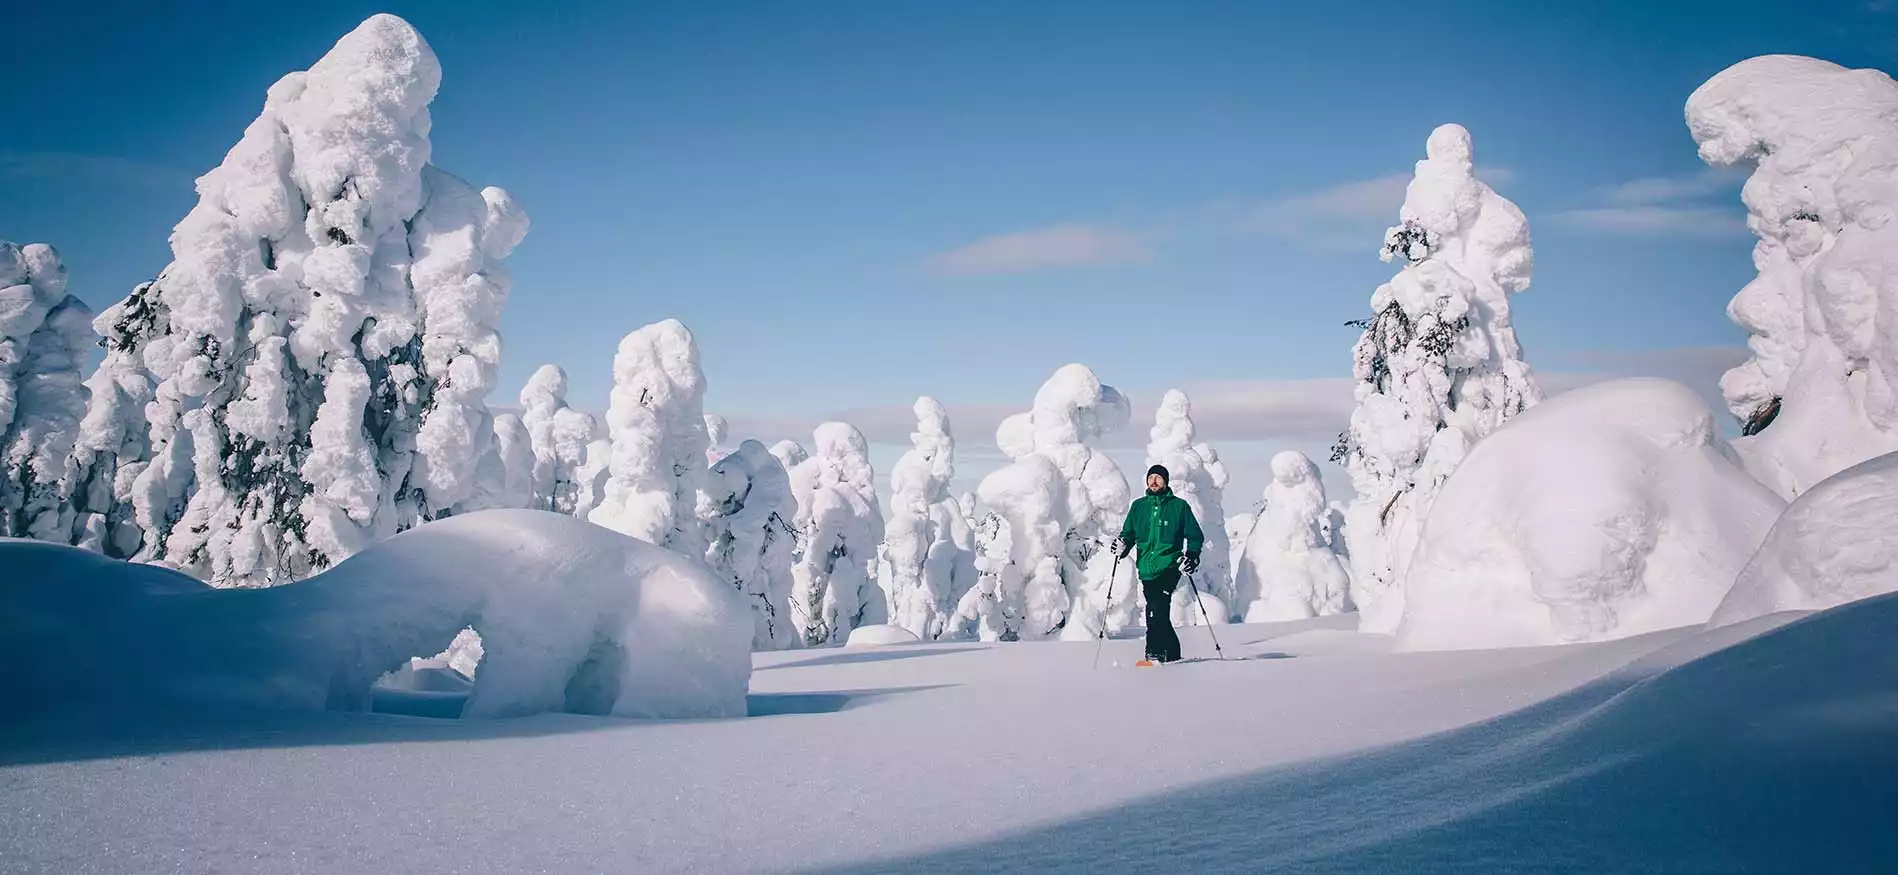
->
xmin=1711 ymin=450 xmax=1898 ymax=626
xmin=0 ymin=509 xmax=751 ymax=720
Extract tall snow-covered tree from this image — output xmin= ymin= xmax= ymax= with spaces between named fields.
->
xmin=0 ymin=242 xmax=93 ymax=541
xmin=1144 ymin=389 xmax=1234 ymax=617
xmin=518 ymin=364 xmax=600 ymax=514
xmin=61 ymin=14 xmax=528 ymax=585
xmin=704 ymin=439 xmax=799 ymax=649
xmin=786 ymin=422 xmax=884 ymax=645
xmin=1235 ymin=450 xmax=1352 ymax=621
xmin=954 ymin=364 xmax=1131 ymax=641
xmin=1333 ymin=123 xmax=1538 ymax=633
xmin=1686 ymin=55 xmax=1898 ymax=498
xmin=588 ymin=318 xmax=710 ymax=556
xmin=883 ymin=397 xmax=978 ymax=640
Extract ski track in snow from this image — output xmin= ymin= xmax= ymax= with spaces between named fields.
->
xmin=5 ymin=599 xmax=1894 ymax=873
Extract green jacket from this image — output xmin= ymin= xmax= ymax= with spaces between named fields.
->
xmin=1118 ymin=487 xmax=1203 ymax=580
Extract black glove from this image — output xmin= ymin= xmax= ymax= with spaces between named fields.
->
xmin=1179 ymin=553 xmax=1199 ymax=574
xmin=1111 ymin=537 xmax=1131 ymax=559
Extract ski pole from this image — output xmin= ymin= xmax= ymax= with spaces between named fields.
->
xmin=1185 ymin=571 xmax=1226 ymax=661
xmin=1092 ymin=552 xmax=1123 ymax=670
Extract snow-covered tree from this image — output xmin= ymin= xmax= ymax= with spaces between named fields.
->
xmin=61 ymin=14 xmax=528 ymax=586
xmin=1333 ymin=123 xmax=1539 ymax=633
xmin=1235 ymin=450 xmax=1352 ymax=621
xmin=0 ymin=242 xmax=93 ymax=541
xmin=1686 ymin=55 xmax=1898 ymax=498
xmin=518 ymin=364 xmax=601 ymax=514
xmin=457 ymin=413 xmax=535 ymax=512
xmin=588 ymin=318 xmax=710 ymax=557
xmin=768 ymin=439 xmax=808 ymax=474
xmin=1145 ymin=389 xmax=1234 ymax=617
xmin=786 ymin=422 xmax=885 ymax=645
xmin=703 ymin=439 xmax=799 ymax=649
xmin=883 ymin=397 xmax=978 ymax=640
xmin=704 ymin=413 xmax=729 ymax=465
xmin=954 ymin=364 xmax=1131 ymax=641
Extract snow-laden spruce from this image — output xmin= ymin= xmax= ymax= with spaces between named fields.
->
xmin=1234 ymin=451 xmax=1352 ymax=622
xmin=703 ymin=439 xmax=800 ymax=649
xmin=1336 ymin=123 xmax=1540 ymax=634
xmin=1145 ymin=389 xmax=1233 ymax=616
xmin=518 ymin=364 xmax=602 ymax=515
xmin=60 ymin=14 xmax=528 ymax=585
xmin=0 ymin=242 xmax=93 ymax=541
xmin=458 ymin=413 xmax=536 ymax=513
xmin=954 ymin=364 xmax=1131 ymax=641
xmin=588 ymin=319 xmax=710 ymax=556
xmin=786 ymin=422 xmax=885 ymax=645
xmin=1394 ymin=379 xmax=1783 ymax=651
xmin=1686 ymin=55 xmax=1898 ymax=498
xmin=882 ymin=398 xmax=979 ymax=640
xmin=704 ymin=413 xmax=729 ymax=465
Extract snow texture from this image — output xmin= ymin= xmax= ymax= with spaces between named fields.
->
xmin=883 ymin=397 xmax=978 ymax=640
xmin=703 ymin=439 xmax=800 ymax=649
xmin=1234 ymin=450 xmax=1353 ymax=622
xmin=1 ymin=509 xmax=750 ymax=721
xmin=1394 ymin=378 xmax=1784 ymax=651
xmin=518 ymin=364 xmax=602 ymax=515
xmin=787 ymin=422 xmax=885 ymax=645
xmin=958 ymin=364 xmax=1132 ymax=641
xmin=1686 ymin=55 xmax=1898 ymax=498
xmin=1710 ymin=449 xmax=1898 ymax=626
xmin=588 ymin=319 xmax=710 ymax=556
xmin=843 ymin=623 xmax=922 ymax=646
xmin=58 ymin=14 xmax=526 ymax=586
xmin=1341 ymin=123 xmax=1541 ymax=633
xmin=0 ymin=242 xmax=93 ymax=542
xmin=1145 ymin=389 xmax=1234 ymax=614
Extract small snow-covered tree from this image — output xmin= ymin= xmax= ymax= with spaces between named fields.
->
xmin=1235 ymin=451 xmax=1352 ymax=621
xmin=704 ymin=439 xmax=799 ymax=649
xmin=704 ymin=413 xmax=729 ymax=465
xmin=457 ymin=413 xmax=535 ymax=512
xmin=0 ymin=242 xmax=93 ymax=541
xmin=955 ymin=364 xmax=1131 ymax=641
xmin=518 ymin=364 xmax=600 ymax=514
xmin=1686 ymin=55 xmax=1898 ymax=498
xmin=60 ymin=15 xmax=528 ymax=586
xmin=1333 ymin=123 xmax=1539 ymax=632
xmin=1145 ymin=389 xmax=1234 ymax=616
xmin=883 ymin=397 xmax=978 ymax=640
xmin=588 ymin=318 xmax=710 ymax=556
xmin=786 ymin=422 xmax=885 ymax=645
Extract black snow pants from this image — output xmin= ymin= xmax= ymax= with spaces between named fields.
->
xmin=1142 ymin=567 xmax=1181 ymax=662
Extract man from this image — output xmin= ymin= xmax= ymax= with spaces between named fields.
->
xmin=1111 ymin=464 xmax=1203 ymax=664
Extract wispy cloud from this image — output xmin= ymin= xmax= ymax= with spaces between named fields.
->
xmin=927 ymin=224 xmax=1149 ymax=276
xmin=1549 ymin=168 xmax=1748 ymax=238
xmin=0 ymin=152 xmax=194 ymax=190
xmin=1228 ymin=165 xmax=1515 ymax=251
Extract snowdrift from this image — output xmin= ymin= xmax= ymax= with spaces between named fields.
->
xmin=0 ymin=510 xmax=751 ymax=720
xmin=1394 ymin=378 xmax=1784 ymax=651
xmin=1710 ymin=450 xmax=1898 ymax=627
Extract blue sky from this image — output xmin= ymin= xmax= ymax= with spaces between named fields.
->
xmin=4 ymin=0 xmax=1896 ymax=501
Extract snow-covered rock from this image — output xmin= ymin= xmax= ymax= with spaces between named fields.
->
xmin=1170 ymin=588 xmax=1230 ymax=628
xmin=0 ymin=242 xmax=92 ymax=542
xmin=1235 ymin=451 xmax=1352 ymax=622
xmin=1709 ymin=450 xmax=1898 ymax=627
xmin=519 ymin=364 xmax=602 ymax=515
xmin=1393 ymin=378 xmax=1784 ymax=651
xmin=1339 ymin=123 xmax=1541 ymax=633
xmin=704 ymin=439 xmax=800 ymax=649
xmin=883 ymin=397 xmax=978 ymax=640
xmin=589 ymin=319 xmax=710 ymax=556
xmin=844 ymin=624 xmax=923 ymax=646
xmin=60 ymin=14 xmax=526 ymax=585
xmin=787 ymin=422 xmax=885 ymax=645
xmin=1 ymin=509 xmax=751 ymax=719
xmin=1686 ymin=55 xmax=1898 ymax=497
xmin=1146 ymin=390 xmax=1233 ymax=615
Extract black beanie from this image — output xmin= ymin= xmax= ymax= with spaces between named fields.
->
xmin=1146 ymin=464 xmax=1169 ymax=484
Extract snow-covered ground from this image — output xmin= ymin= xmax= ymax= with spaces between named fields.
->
xmin=5 ymin=593 xmax=1893 ymax=872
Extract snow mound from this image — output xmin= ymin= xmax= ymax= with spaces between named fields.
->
xmin=844 ymin=624 xmax=923 ymax=646
xmin=1394 ymin=378 xmax=1784 ymax=651
xmin=1170 ymin=589 xmax=1230 ymax=627
xmin=1235 ymin=450 xmax=1352 ymax=622
xmin=1687 ymin=55 xmax=1898 ymax=496
xmin=0 ymin=510 xmax=751 ymax=720
xmin=1710 ymin=450 xmax=1898 ymax=627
